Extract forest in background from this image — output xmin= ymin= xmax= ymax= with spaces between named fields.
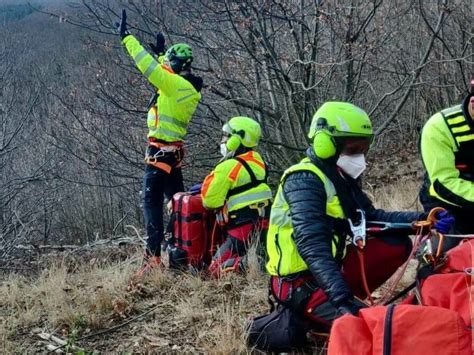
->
xmin=1 ymin=0 xmax=473 ymax=262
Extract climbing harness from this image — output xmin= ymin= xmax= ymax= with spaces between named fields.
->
xmin=144 ymin=140 xmax=183 ymax=173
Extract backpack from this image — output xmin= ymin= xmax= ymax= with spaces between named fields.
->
xmin=328 ymin=304 xmax=471 ymax=355
xmin=246 ymin=306 xmax=309 ymax=352
xmin=168 ymin=191 xmax=220 ymax=270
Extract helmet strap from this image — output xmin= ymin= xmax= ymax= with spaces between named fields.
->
xmin=169 ymin=58 xmax=184 ymax=74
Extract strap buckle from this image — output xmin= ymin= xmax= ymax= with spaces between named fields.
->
xmin=216 ymin=205 xmax=229 ymax=226
xmin=249 ymin=200 xmax=269 ymax=217
xmin=348 ymin=209 xmax=366 ymax=248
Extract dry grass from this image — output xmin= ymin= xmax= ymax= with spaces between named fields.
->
xmin=0 ymin=255 xmax=141 ymax=351
xmin=0 ymin=180 xmax=422 ymax=353
xmin=368 ymin=178 xmax=423 ymax=211
xmin=0 ymin=251 xmax=269 ymax=353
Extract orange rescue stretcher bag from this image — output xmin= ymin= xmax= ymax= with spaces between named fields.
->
xmin=328 ymin=304 xmax=472 ymax=355
xmin=168 ymin=190 xmax=217 ymax=270
xmin=410 ymin=239 xmax=474 ymax=328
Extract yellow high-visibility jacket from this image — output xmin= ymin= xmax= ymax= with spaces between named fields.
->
xmin=122 ymin=35 xmax=201 ymax=142
xmin=421 ymin=104 xmax=474 ymax=207
xmin=201 ymin=151 xmax=272 ymax=212
xmin=266 ymin=158 xmax=345 ymax=276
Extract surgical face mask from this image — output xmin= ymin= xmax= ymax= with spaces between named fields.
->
xmin=336 ymin=153 xmax=366 ymax=179
xmin=220 ymin=143 xmax=236 ymax=159
xmin=220 ymin=143 xmax=228 ymax=157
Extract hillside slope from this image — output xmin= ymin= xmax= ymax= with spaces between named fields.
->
xmin=1 ymin=247 xmax=269 ymax=353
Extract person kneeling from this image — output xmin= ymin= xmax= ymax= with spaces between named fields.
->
xmin=201 ymin=117 xmax=272 ymax=278
xmin=265 ymin=102 xmax=454 ymax=331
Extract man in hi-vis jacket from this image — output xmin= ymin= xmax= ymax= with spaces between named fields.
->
xmin=419 ymin=78 xmax=474 ymax=250
xmin=117 ymin=10 xmax=203 ymax=276
xmin=201 ymin=117 xmax=272 ymax=277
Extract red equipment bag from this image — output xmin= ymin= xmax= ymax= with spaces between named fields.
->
xmin=328 ymin=305 xmax=472 ymax=355
xmin=416 ymin=239 xmax=474 ymax=327
xmin=440 ymin=239 xmax=474 ymax=274
xmin=420 ymin=272 xmax=472 ymax=327
xmin=168 ymin=192 xmax=217 ymax=269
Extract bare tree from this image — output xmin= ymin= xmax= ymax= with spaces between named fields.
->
xmin=1 ymin=0 xmax=472 ymax=256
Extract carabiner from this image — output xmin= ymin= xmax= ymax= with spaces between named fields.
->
xmin=348 ymin=209 xmax=366 ymax=248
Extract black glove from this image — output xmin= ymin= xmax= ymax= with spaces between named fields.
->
xmin=149 ymin=33 xmax=166 ymax=56
xmin=336 ymin=298 xmax=366 ymax=316
xmin=115 ymin=9 xmax=130 ymax=39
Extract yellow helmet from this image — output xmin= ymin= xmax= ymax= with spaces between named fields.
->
xmin=222 ymin=116 xmax=262 ymax=151
xmin=309 ymin=102 xmax=373 ymax=159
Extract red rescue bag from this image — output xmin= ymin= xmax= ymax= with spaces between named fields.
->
xmin=440 ymin=239 xmax=474 ymax=274
xmin=420 ymin=272 xmax=472 ymax=327
xmin=416 ymin=239 xmax=474 ymax=327
xmin=328 ymin=305 xmax=472 ymax=355
xmin=168 ymin=192 xmax=219 ymax=269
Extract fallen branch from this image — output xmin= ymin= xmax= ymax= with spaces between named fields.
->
xmin=46 ymin=301 xmax=171 ymax=352
xmin=15 ymin=245 xmax=78 ymax=250
xmin=38 ymin=332 xmax=84 ymax=353
xmin=0 ymin=266 xmax=34 ymax=271
xmin=77 ymin=301 xmax=170 ymax=340
xmin=7 ymin=236 xmax=142 ymax=254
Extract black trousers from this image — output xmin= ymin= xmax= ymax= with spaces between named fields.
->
xmin=143 ymin=154 xmax=184 ymax=257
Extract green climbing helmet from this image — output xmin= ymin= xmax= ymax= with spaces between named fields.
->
xmin=308 ymin=102 xmax=374 ymax=159
xmin=164 ymin=43 xmax=193 ymax=72
xmin=308 ymin=101 xmax=373 ymax=140
xmin=165 ymin=43 xmax=193 ymax=61
xmin=222 ymin=116 xmax=262 ymax=149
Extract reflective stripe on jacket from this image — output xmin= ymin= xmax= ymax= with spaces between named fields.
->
xmin=266 ymin=157 xmax=346 ymax=276
xmin=201 ymin=151 xmax=272 ymax=212
xmin=122 ymin=35 xmax=201 ymax=142
xmin=421 ymin=104 xmax=474 ymax=208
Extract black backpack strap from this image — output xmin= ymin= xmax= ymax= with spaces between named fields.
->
xmin=227 ymin=156 xmax=266 ymax=198
xmin=236 ymin=157 xmax=258 ymax=183
xmin=383 ymin=304 xmax=396 ymax=355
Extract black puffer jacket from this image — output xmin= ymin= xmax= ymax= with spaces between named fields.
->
xmin=282 ymin=148 xmax=424 ymax=307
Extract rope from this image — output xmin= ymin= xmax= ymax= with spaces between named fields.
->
xmin=376 ymin=207 xmax=458 ymax=305
xmin=376 ymin=227 xmax=426 ymax=305
xmin=357 ymin=242 xmax=374 ymax=305
xmin=209 ymin=220 xmax=219 ymax=256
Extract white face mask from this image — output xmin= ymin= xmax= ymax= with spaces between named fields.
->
xmin=336 ymin=153 xmax=366 ymax=179
xmin=220 ymin=143 xmax=236 ymax=159
xmin=220 ymin=143 xmax=228 ymax=157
